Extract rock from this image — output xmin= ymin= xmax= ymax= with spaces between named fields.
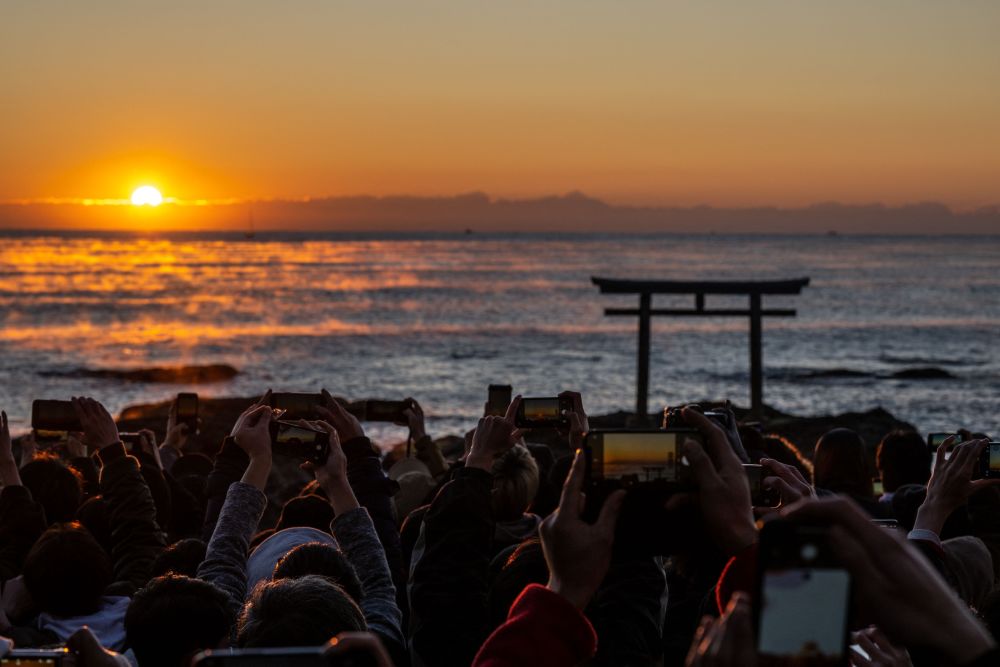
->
xmin=890 ymin=367 xmax=956 ymax=380
xmin=799 ymin=369 xmax=872 ymax=379
xmin=40 ymin=364 xmax=240 ymax=384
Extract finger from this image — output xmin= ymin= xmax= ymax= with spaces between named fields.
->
xmin=244 ymin=404 xmax=273 ymax=427
xmin=558 ymin=449 xmax=586 ymax=513
xmin=853 ymin=629 xmax=882 ymax=661
xmin=825 ymin=524 xmax=886 ymax=596
xmin=763 ymin=476 xmax=798 ymax=501
xmin=780 ymin=497 xmax=886 ymax=545
xmin=321 ymin=389 xmax=347 ymax=416
xmin=969 ymin=478 xmax=1000 ymax=492
xmin=682 ymin=439 xmax=723 ymax=490
xmin=685 ymin=616 xmax=712 ymax=666
xmin=310 ymin=420 xmax=335 ymax=434
xmin=934 ymin=437 xmax=953 ymax=471
xmin=727 ymin=592 xmax=754 ymax=658
xmin=595 ymin=489 xmax=626 ymax=535
xmin=504 ymin=395 xmax=522 ymax=423
xmin=760 ymin=458 xmax=801 ymax=485
xmin=254 ymin=389 xmax=273 ymax=408
xmin=681 ymin=407 xmax=738 ymax=473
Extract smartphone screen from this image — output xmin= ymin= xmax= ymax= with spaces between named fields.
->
xmin=986 ymin=442 xmax=1000 ymax=478
xmin=0 ymin=649 xmax=68 ymax=666
xmin=757 ymin=524 xmax=851 ymax=666
xmin=589 ymin=431 xmax=702 ymax=483
xmin=928 ymin=432 xmax=961 ymax=451
xmin=271 ymin=421 xmax=329 ymax=464
xmin=486 ymin=384 xmax=512 ymax=416
xmin=516 ymin=397 xmax=570 ymax=428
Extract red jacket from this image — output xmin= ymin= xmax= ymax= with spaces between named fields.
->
xmin=473 ymin=584 xmax=597 ymax=667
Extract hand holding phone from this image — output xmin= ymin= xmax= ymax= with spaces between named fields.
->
xmin=540 ymin=450 xmax=625 ymax=610
xmin=674 ymin=407 xmax=756 ymax=556
xmin=70 ymin=397 xmax=120 ymax=450
xmin=515 ymin=396 xmax=572 ymax=429
xmin=315 ymin=389 xmax=365 ymax=442
xmin=755 ymin=519 xmax=851 ymax=665
xmin=758 ymin=458 xmax=815 ymax=508
xmin=781 ymin=497 xmax=996 ymax=665
xmin=911 ymin=438 xmax=1000 ymax=538
xmin=270 ymin=420 xmax=330 ymax=465
xmin=485 ymin=384 xmax=512 ymax=417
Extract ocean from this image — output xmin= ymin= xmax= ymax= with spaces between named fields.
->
xmin=1 ymin=231 xmax=998 ymax=445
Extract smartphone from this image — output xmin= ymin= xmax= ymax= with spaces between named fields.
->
xmin=872 ymin=519 xmax=900 ymax=530
xmin=515 ymin=396 xmax=572 ymax=428
xmin=31 ymin=399 xmax=83 ymax=432
xmin=269 ymin=393 xmax=325 ymax=420
xmin=980 ymin=442 xmax=1000 ymax=479
xmin=486 ymin=384 xmax=512 ymax=417
xmin=363 ymin=399 xmax=412 ymax=423
xmin=872 ymin=478 xmax=884 ymax=496
xmin=927 ymin=432 xmax=961 ymax=452
xmin=0 ymin=648 xmax=69 ymax=665
xmin=270 ymin=421 xmax=330 ymax=464
xmin=176 ymin=392 xmax=199 ymax=434
xmin=743 ymin=464 xmax=780 ymax=507
xmin=585 ymin=429 xmax=702 ymax=487
xmin=755 ymin=520 xmax=851 ymax=666
xmin=193 ymin=646 xmax=376 ymax=667
xmin=119 ymin=432 xmax=143 ymax=452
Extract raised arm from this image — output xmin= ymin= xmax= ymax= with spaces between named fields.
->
xmin=410 ymin=413 xmax=518 ymax=667
xmin=316 ymin=390 xmax=405 ymax=589
xmin=73 ymin=397 xmax=166 ymax=595
xmin=303 ymin=420 xmax=404 ymax=655
xmin=197 ymin=403 xmax=273 ymax=621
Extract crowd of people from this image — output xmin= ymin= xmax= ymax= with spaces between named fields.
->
xmin=0 ymin=389 xmax=998 ymax=666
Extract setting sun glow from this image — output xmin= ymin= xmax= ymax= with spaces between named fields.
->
xmin=131 ymin=186 xmax=163 ymax=207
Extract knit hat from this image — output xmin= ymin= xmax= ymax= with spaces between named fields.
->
xmin=245 ymin=527 xmax=339 ymax=598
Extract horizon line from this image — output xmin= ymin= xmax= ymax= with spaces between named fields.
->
xmin=2 ymin=191 xmax=999 ymax=213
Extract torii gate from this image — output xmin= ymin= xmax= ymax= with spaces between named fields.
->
xmin=592 ymin=277 xmax=810 ymax=420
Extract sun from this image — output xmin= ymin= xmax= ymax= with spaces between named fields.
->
xmin=131 ymin=185 xmax=163 ymax=206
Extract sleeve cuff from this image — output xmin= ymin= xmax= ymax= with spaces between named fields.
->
xmin=907 ymin=528 xmax=942 ymax=547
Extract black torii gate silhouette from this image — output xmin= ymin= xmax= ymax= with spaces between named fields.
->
xmin=592 ymin=276 xmax=810 ymax=420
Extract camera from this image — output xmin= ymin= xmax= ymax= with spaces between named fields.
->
xmin=980 ymin=442 xmax=1000 ymax=479
xmin=514 ymin=396 xmax=572 ymax=428
xmin=755 ymin=520 xmax=851 ymax=665
xmin=31 ymin=399 xmax=82 ymax=432
xmin=362 ymin=399 xmax=414 ymax=423
xmin=1 ymin=648 xmax=69 ymax=665
xmin=584 ymin=429 xmax=702 ymax=489
xmin=486 ymin=384 xmax=512 ymax=417
xmin=743 ymin=464 xmax=780 ymax=507
xmin=176 ymin=392 xmax=199 ymax=434
xmin=269 ymin=421 xmax=330 ymax=464
xmin=663 ymin=402 xmax=730 ymax=430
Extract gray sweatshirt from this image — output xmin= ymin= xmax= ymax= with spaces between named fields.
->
xmin=197 ymin=482 xmax=403 ymax=650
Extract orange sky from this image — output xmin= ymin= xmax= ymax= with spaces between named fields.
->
xmin=2 ymin=1 xmax=999 ymax=210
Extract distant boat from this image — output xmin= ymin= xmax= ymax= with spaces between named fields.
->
xmin=245 ymin=209 xmax=256 ymax=239
xmin=827 ymin=230 xmax=839 ymax=237
xmin=465 ymin=228 xmax=474 ymax=235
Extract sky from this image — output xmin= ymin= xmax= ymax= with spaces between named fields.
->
xmin=2 ymin=1 xmax=1000 ymax=216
